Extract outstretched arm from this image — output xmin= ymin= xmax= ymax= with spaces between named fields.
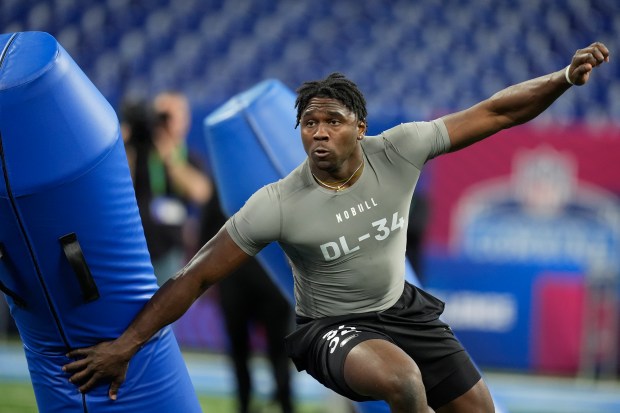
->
xmin=62 ymin=226 xmax=250 ymax=399
xmin=443 ymin=42 xmax=610 ymax=151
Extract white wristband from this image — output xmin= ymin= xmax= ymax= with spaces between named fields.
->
xmin=564 ymin=65 xmax=574 ymax=86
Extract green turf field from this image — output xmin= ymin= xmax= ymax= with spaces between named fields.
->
xmin=0 ymin=382 xmax=37 ymax=413
xmin=0 ymin=380 xmax=330 ymax=413
xmin=0 ymin=338 xmax=341 ymax=413
xmin=3 ymin=342 xmax=620 ymax=413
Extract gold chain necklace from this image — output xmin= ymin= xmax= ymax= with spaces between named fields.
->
xmin=312 ymin=159 xmax=364 ymax=191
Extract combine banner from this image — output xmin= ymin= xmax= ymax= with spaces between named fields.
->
xmin=424 ymin=125 xmax=620 ymax=372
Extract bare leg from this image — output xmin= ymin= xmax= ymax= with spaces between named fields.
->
xmin=343 ymin=339 xmax=428 ymax=413
xmin=435 ymin=379 xmax=494 ymax=413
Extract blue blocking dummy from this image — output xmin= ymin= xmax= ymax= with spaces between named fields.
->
xmin=204 ymin=79 xmax=421 ymax=413
xmin=0 ymin=32 xmax=200 ymax=412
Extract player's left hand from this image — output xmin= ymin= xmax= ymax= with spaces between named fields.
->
xmin=567 ymin=42 xmax=610 ymax=86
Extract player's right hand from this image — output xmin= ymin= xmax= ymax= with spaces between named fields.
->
xmin=63 ymin=340 xmax=131 ymax=400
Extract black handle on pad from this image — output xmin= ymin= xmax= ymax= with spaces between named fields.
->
xmin=59 ymin=233 xmax=100 ymax=302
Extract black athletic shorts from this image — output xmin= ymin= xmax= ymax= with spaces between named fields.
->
xmin=284 ymin=282 xmax=481 ymax=410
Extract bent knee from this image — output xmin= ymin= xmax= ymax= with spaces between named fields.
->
xmin=381 ymin=359 xmax=423 ymax=391
xmin=381 ymin=361 xmax=425 ymax=402
xmin=344 ymin=339 xmax=425 ymax=402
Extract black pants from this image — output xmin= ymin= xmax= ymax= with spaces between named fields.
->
xmin=218 ymin=257 xmax=294 ymax=413
xmin=285 ymin=282 xmax=481 ymax=410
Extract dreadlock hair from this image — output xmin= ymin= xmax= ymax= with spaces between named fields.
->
xmin=294 ymin=72 xmax=367 ymax=128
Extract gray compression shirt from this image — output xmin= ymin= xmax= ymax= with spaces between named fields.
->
xmin=225 ymin=119 xmax=451 ymax=318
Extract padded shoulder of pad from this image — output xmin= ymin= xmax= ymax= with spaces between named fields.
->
xmin=0 ymin=32 xmax=58 ymax=90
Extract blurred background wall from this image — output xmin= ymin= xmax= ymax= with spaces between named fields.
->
xmin=2 ymin=0 xmax=619 ymax=378
xmin=3 ymin=0 xmax=618 ymax=138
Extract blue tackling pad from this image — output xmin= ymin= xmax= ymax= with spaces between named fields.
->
xmin=0 ymin=32 xmax=201 ymax=412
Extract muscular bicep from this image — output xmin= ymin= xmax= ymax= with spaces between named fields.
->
xmin=442 ymin=100 xmax=512 ymax=152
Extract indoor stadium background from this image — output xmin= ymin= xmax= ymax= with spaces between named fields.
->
xmin=1 ymin=1 xmax=620 ymax=412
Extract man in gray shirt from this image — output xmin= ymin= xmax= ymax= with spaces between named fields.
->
xmin=226 ymin=119 xmax=449 ymax=319
xmin=64 ymin=42 xmax=609 ymax=413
